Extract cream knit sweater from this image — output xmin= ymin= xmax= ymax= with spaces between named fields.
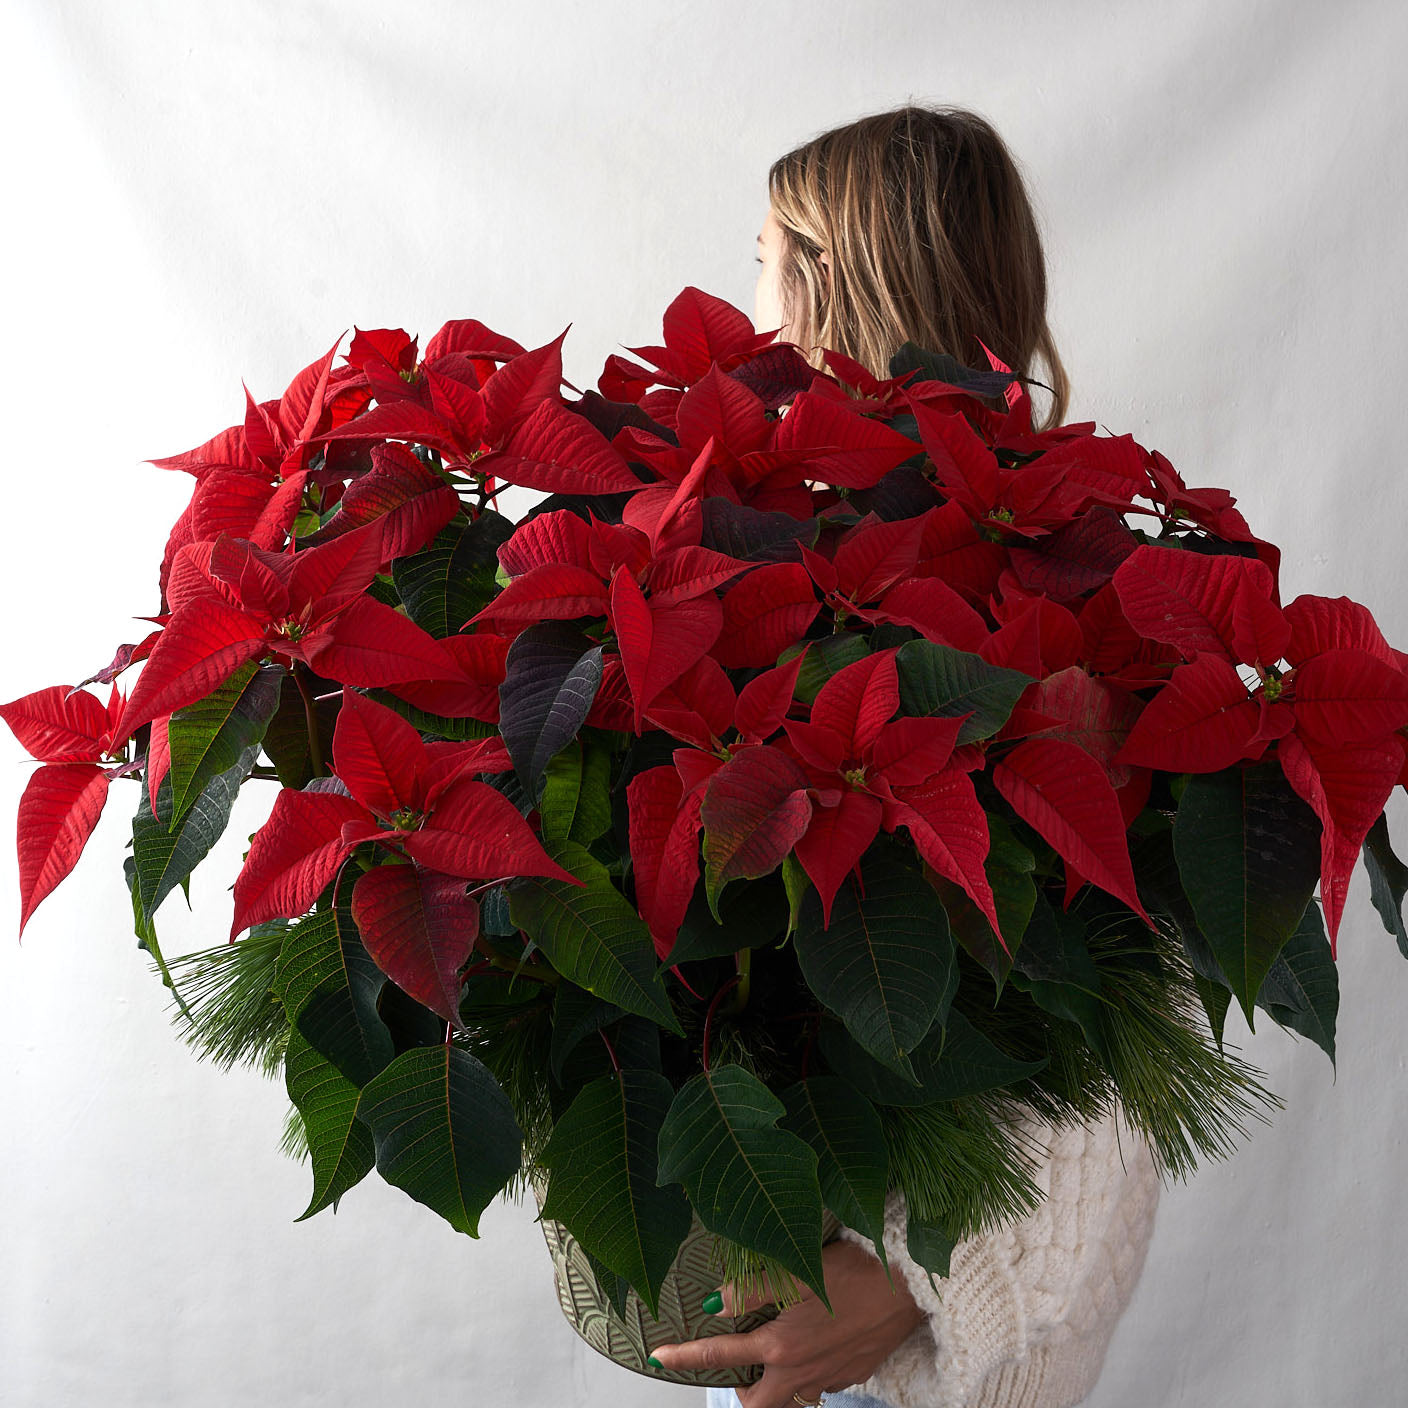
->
xmin=832 ymin=1099 xmax=1162 ymax=1408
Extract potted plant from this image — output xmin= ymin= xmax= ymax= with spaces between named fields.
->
xmin=5 ymin=286 xmax=1406 ymax=1390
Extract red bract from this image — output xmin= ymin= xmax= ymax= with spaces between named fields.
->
xmin=230 ymin=691 xmax=580 ymax=946
xmin=118 ymin=522 xmax=454 ymax=738
xmin=0 ymin=683 xmax=128 ymax=933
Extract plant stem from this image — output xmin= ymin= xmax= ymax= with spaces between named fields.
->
xmin=292 ymin=663 xmax=324 ymax=777
xmin=702 ymin=975 xmax=741 ymax=1073
xmin=723 ymin=947 xmax=752 ymax=1015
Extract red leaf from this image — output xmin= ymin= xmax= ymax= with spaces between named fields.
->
xmin=1116 ymin=655 xmax=1263 ymax=773
xmin=1291 ymin=648 xmax=1408 ymax=746
xmin=793 ymin=788 xmax=885 ymax=927
xmin=117 ymin=604 xmax=267 ymax=737
xmin=885 ymin=769 xmax=1001 ymax=944
xmin=0 ymin=686 xmax=112 ymax=762
xmin=869 ymin=715 xmax=964 ymax=786
xmin=807 ymin=650 xmax=899 ymax=761
xmin=351 ymin=864 xmax=479 ymax=1025
xmin=1278 ymin=730 xmax=1405 ymax=952
xmin=1112 ymin=545 xmax=1285 ymax=665
xmin=230 ymin=789 xmax=368 ymax=937
xmin=735 ymin=647 xmax=809 ymax=744
xmin=713 ymin=563 xmax=820 ymax=669
xmin=477 ymin=397 xmax=642 ymax=495
xmin=497 ymin=509 xmax=595 ymax=577
xmin=610 ymin=569 xmax=722 ymax=732
xmin=401 ymin=775 xmax=580 ymax=884
xmin=305 ymin=596 xmax=455 ymax=686
xmin=468 ymin=562 xmax=610 ymax=626
xmin=331 ymin=690 xmax=428 ymax=819
xmin=1285 ymin=594 xmax=1395 ymax=665
xmin=772 ymin=390 xmax=921 ymax=489
xmin=15 ymin=764 xmax=110 ymax=934
xmin=146 ymin=714 xmax=172 ymax=821
xmin=1019 ymin=668 xmax=1142 ymax=782
xmin=869 ymin=576 xmax=989 ymax=651
xmin=627 ymin=765 xmax=704 ymax=959
xmin=993 ymin=738 xmax=1151 ymax=924
xmin=700 ymin=745 xmax=813 ymax=896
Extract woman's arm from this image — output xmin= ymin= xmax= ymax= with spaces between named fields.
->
xmin=649 ymin=1099 xmax=1162 ymax=1408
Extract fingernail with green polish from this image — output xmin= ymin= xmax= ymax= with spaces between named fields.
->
xmin=647 ymin=1355 xmax=666 ymax=1371
xmin=701 ymin=1290 xmax=724 ymax=1315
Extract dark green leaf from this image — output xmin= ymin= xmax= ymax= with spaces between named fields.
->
xmin=1174 ymin=763 xmax=1322 ymax=1030
xmin=794 ymin=838 xmax=957 ymax=1073
xmin=539 ymin=1071 xmax=693 ymax=1317
xmin=780 ymin=1078 xmax=889 ymax=1267
xmin=131 ymin=744 xmax=257 ymax=924
xmin=656 ymin=1064 xmax=828 ymax=1305
xmin=507 ymin=840 xmax=682 ymax=1033
xmin=927 ymin=815 xmax=1035 ymax=996
xmin=780 ymin=633 xmax=870 ymax=707
xmin=1363 ymin=813 xmax=1408 ymax=960
xmin=357 ymin=1045 xmax=523 ymax=1237
xmin=393 ymin=512 xmax=515 ymax=638
xmin=498 ymin=623 xmax=604 ymax=804
xmin=668 ymin=875 xmax=790 ymax=965
xmin=549 ymin=981 xmax=627 ymax=1084
xmin=284 ymin=1026 xmax=376 ymax=1219
xmin=905 ymin=1213 xmax=955 ymax=1290
xmin=819 ymin=1010 xmax=1047 ymax=1106
xmin=167 ymin=661 xmax=281 ymax=821
xmin=539 ymin=736 xmax=613 ymax=848
xmin=1256 ymin=901 xmax=1338 ymax=1069
xmin=895 ymin=640 xmax=1032 ymax=744
xmin=273 ymin=906 xmax=394 ymax=1085
xmin=261 ymin=673 xmax=340 ymax=789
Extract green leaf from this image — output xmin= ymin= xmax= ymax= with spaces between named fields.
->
xmin=392 ymin=512 xmax=515 ymax=638
xmin=507 ymin=840 xmax=682 ymax=1034
xmin=1362 ymin=813 xmax=1408 ymax=960
xmin=538 ymin=737 xmax=613 ymax=848
xmin=1173 ymin=763 xmax=1323 ymax=1030
xmin=167 ymin=661 xmax=281 ymax=822
xmin=260 ymin=674 xmax=340 ymax=789
xmin=1189 ymin=968 xmax=1232 ymax=1053
xmin=895 ymin=640 xmax=1033 ymax=744
xmin=539 ymin=1071 xmax=693 ymax=1318
xmin=656 ymin=1064 xmax=829 ymax=1306
xmin=1006 ymin=893 xmax=1114 ymax=1068
xmin=781 ymin=632 xmax=871 ymax=706
xmin=926 ymin=815 xmax=1035 ymax=997
xmin=131 ymin=744 xmax=258 ymax=924
xmin=905 ymin=1212 xmax=956 ymax=1290
xmin=794 ymin=837 xmax=957 ymax=1073
xmin=780 ymin=1077 xmax=889 ymax=1268
xmin=548 ymin=981 xmax=626 ymax=1085
xmin=1256 ymin=900 xmax=1339 ymax=1069
xmin=357 ymin=1044 xmax=523 ymax=1237
xmin=284 ymin=1025 xmax=376 ymax=1219
xmin=819 ymin=1010 xmax=1048 ymax=1107
xmin=273 ymin=906 xmax=394 ymax=1085
xmin=667 ymin=875 xmax=790 ymax=966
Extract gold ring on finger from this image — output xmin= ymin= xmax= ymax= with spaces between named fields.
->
xmin=791 ymin=1394 xmax=825 ymax=1407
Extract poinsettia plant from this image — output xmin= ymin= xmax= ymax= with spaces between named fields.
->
xmin=6 ymin=287 xmax=1408 ymax=1325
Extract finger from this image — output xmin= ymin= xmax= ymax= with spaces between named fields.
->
xmin=648 ymin=1327 xmax=773 ymax=1375
xmin=737 ymin=1364 xmax=819 ymax=1408
xmin=713 ymin=1271 xmax=815 ymax=1317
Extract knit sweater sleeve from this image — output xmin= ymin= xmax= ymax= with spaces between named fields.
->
xmin=832 ymin=1099 xmax=1162 ymax=1408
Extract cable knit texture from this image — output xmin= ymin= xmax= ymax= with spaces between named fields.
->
xmin=833 ymin=1099 xmax=1161 ymax=1408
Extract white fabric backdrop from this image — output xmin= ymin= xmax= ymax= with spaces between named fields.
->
xmin=3 ymin=2 xmax=1406 ymax=1405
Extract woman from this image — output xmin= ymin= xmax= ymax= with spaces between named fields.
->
xmin=643 ymin=105 xmax=1163 ymax=1408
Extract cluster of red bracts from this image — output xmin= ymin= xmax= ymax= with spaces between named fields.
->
xmin=3 ymin=285 xmax=1403 ymax=988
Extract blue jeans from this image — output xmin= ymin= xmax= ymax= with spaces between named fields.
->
xmin=705 ymin=1388 xmax=894 ymax=1408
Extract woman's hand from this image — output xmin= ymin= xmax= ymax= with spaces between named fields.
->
xmin=647 ymin=1239 xmax=926 ymax=1408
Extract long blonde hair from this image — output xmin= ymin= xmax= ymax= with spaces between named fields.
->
xmin=767 ymin=104 xmax=1070 ymax=429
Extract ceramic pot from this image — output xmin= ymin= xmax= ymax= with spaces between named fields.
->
xmin=532 ymin=1176 xmax=842 ymax=1388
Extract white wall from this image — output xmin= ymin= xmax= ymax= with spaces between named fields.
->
xmin=2 ymin=2 xmax=1406 ymax=1404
